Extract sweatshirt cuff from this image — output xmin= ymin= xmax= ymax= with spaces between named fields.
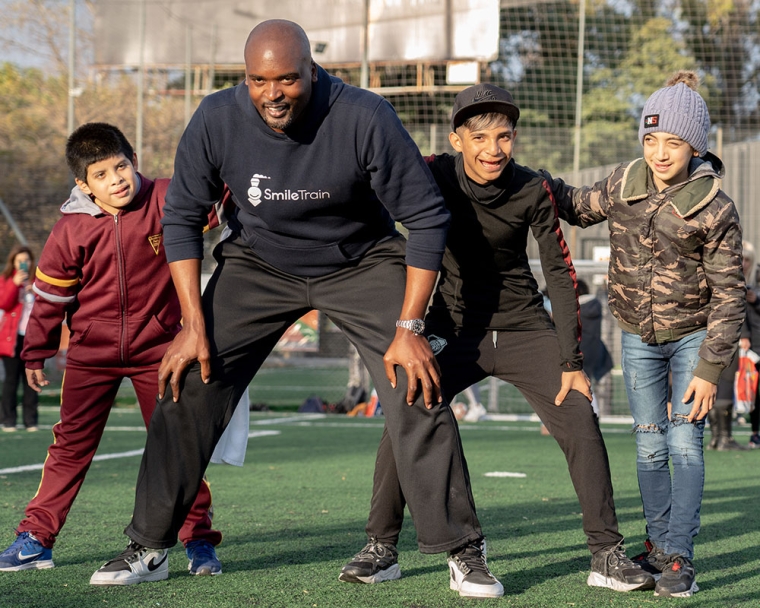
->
xmin=24 ymin=360 xmax=44 ymax=371
xmin=561 ymin=360 xmax=584 ymax=373
xmin=693 ymin=358 xmax=722 ymax=385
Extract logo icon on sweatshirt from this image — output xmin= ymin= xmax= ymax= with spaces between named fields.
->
xmin=148 ymin=234 xmax=162 ymax=255
xmin=248 ymin=174 xmax=271 ymax=207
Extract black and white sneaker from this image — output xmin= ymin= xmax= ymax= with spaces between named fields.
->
xmin=654 ymin=555 xmax=699 ymax=597
xmin=90 ymin=541 xmax=168 ymax=586
xmin=631 ymin=539 xmax=669 ymax=579
xmin=448 ymin=538 xmax=504 ymax=598
xmin=587 ymin=542 xmax=656 ymax=592
xmin=338 ymin=537 xmax=401 ymax=584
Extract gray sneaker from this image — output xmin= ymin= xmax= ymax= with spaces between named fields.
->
xmin=338 ymin=537 xmax=401 ymax=584
xmin=448 ymin=538 xmax=504 ymax=598
xmin=587 ymin=542 xmax=656 ymax=592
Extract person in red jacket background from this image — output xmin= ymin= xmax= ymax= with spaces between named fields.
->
xmin=0 ymin=245 xmax=38 ymax=432
xmin=0 ymin=123 xmax=228 ymax=579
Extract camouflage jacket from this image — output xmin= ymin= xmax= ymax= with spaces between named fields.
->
xmin=547 ymin=153 xmax=745 ymax=384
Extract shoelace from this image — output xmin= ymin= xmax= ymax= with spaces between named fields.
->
xmin=2 ymin=532 xmax=37 ymax=557
xmin=452 ymin=543 xmax=491 ymax=577
xmin=107 ymin=541 xmax=146 ymax=565
xmin=604 ymin=540 xmax=636 ymax=570
xmin=355 ymin=537 xmax=393 ymax=561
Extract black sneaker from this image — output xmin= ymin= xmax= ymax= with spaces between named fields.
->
xmin=338 ymin=537 xmax=400 ymax=584
xmin=631 ymin=539 xmax=669 ymax=578
xmin=90 ymin=541 xmax=168 ymax=586
xmin=448 ymin=538 xmax=504 ymax=598
xmin=654 ymin=555 xmax=698 ymax=597
xmin=587 ymin=542 xmax=656 ymax=592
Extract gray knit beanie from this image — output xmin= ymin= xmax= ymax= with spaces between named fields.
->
xmin=638 ymin=73 xmax=710 ymax=156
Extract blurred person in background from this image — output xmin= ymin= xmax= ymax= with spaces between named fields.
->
xmin=0 ymin=245 xmax=38 ymax=432
xmin=577 ymin=279 xmax=614 ymax=416
xmin=738 ymin=240 xmax=760 ymax=448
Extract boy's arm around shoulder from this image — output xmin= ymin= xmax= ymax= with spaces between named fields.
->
xmin=21 ymin=222 xmax=82 ymax=370
xmin=539 ymin=169 xmax=612 ymax=228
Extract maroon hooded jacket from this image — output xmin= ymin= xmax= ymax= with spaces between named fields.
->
xmin=22 ymin=175 xmax=227 ymax=370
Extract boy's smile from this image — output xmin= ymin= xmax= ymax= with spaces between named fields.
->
xmin=449 ymin=124 xmax=516 ymax=185
xmin=642 ymin=132 xmax=698 ymax=191
xmin=76 ymin=153 xmax=139 ymax=215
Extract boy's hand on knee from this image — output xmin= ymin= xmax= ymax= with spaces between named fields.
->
xmin=554 ymin=370 xmax=592 ymax=405
xmin=683 ymin=376 xmax=717 ymax=421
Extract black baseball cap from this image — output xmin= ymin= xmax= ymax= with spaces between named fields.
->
xmin=450 ymin=83 xmax=520 ymax=131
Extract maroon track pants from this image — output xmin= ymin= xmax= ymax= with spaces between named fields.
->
xmin=18 ymin=363 xmax=221 ymax=549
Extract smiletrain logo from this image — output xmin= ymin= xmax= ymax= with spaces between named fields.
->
xmin=248 ymin=174 xmax=270 ymax=207
xmin=247 ymin=173 xmax=331 ymax=207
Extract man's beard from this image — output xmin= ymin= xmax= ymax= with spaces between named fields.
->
xmin=261 ymin=107 xmax=295 ymax=131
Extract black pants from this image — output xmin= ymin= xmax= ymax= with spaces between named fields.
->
xmin=366 ymin=326 xmax=623 ymax=555
xmin=2 ymin=333 xmax=38 ymax=429
xmin=125 ymin=236 xmax=481 ymax=553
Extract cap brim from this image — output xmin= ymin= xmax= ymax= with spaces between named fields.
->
xmin=452 ymin=101 xmax=520 ymax=131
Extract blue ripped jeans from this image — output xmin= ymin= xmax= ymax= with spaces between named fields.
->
xmin=621 ymin=329 xmax=707 ymax=559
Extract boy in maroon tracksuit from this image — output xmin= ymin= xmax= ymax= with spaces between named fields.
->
xmin=0 ymin=123 xmax=224 ymax=580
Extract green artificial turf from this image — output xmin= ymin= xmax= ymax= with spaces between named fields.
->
xmin=0 ymin=408 xmax=758 ymax=607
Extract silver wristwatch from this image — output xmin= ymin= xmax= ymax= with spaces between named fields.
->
xmin=395 ymin=319 xmax=425 ymax=335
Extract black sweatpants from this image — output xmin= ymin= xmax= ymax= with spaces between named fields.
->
xmin=366 ymin=325 xmax=623 ymax=555
xmin=1 ymin=333 xmax=38 ymax=429
xmin=125 ymin=236 xmax=481 ymax=553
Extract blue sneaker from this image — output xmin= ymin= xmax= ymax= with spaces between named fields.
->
xmin=185 ymin=540 xmax=221 ymax=576
xmin=0 ymin=532 xmax=54 ymax=571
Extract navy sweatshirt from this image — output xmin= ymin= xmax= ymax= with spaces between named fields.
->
xmin=163 ymin=65 xmax=450 ymax=277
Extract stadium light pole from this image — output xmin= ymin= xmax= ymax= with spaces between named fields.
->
xmin=570 ymin=0 xmax=587 ymax=255
xmin=185 ymin=24 xmax=193 ymax=126
xmin=360 ymin=0 xmax=370 ymax=89
xmin=136 ymin=0 xmax=146 ymax=163
xmin=67 ymin=0 xmax=76 ymax=135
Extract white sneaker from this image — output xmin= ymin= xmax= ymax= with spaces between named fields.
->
xmin=463 ymin=402 xmax=487 ymax=422
xmin=448 ymin=539 xmax=503 ymax=598
xmin=90 ymin=541 xmax=168 ymax=586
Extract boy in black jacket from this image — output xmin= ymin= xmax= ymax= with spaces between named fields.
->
xmin=340 ymin=84 xmax=655 ymax=595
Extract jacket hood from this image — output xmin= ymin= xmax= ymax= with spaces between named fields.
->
xmin=620 ymin=153 xmax=724 ymax=219
xmin=60 ymin=174 xmax=144 ymax=216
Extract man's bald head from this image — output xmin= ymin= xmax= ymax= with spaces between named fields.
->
xmin=245 ymin=20 xmax=312 ymax=62
xmin=243 ymin=20 xmax=317 ymax=132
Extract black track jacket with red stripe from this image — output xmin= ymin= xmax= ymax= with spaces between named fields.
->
xmin=425 ymin=154 xmax=583 ymax=372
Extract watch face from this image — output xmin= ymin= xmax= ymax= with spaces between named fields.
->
xmin=412 ymin=319 xmax=425 ymax=334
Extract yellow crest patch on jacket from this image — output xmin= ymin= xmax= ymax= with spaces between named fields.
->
xmin=148 ymin=234 xmax=162 ymax=255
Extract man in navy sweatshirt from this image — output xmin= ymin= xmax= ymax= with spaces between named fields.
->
xmin=91 ymin=19 xmax=502 ymax=598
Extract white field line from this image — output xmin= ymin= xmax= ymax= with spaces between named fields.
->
xmin=0 ymin=430 xmax=280 ymax=475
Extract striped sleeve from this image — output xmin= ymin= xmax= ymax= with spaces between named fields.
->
xmin=21 ymin=227 xmax=82 ymax=368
